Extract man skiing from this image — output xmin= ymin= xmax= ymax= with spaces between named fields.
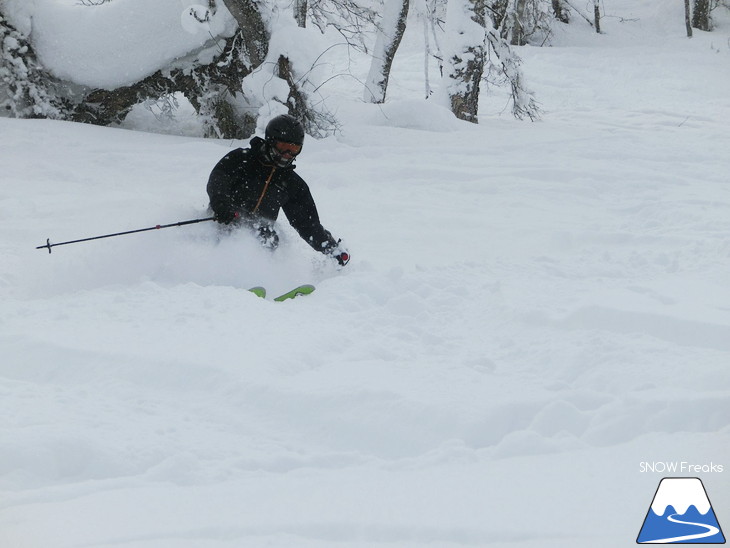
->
xmin=207 ymin=114 xmax=350 ymax=266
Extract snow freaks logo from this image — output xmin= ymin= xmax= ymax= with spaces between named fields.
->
xmin=637 ymin=478 xmax=726 ymax=544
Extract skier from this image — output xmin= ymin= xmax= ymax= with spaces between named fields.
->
xmin=207 ymin=114 xmax=350 ymax=266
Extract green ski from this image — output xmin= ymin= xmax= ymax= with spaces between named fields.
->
xmin=248 ymin=286 xmax=266 ymax=298
xmin=273 ymin=284 xmax=315 ymax=302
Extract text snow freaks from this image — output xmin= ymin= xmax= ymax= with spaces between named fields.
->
xmin=639 ymin=462 xmax=724 ymax=474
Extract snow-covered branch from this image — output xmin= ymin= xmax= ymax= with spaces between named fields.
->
xmin=485 ymin=28 xmax=540 ymax=120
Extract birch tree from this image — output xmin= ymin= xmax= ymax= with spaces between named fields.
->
xmin=363 ymin=0 xmax=410 ymax=103
xmin=308 ymin=0 xmax=379 ymax=51
xmin=420 ymin=0 xmax=446 ymax=99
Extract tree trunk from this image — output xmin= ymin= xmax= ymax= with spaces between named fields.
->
xmin=278 ymin=55 xmax=308 ymax=122
xmin=220 ymin=0 xmax=269 ymax=67
xmin=593 ymin=0 xmax=600 ymax=33
xmin=552 ymin=0 xmax=569 ymax=23
xmin=294 ymin=0 xmax=307 ymax=28
xmin=444 ymin=0 xmax=487 ymax=122
xmin=692 ymin=0 xmax=711 ymax=31
xmin=363 ymin=0 xmax=410 ymax=103
xmin=685 ymin=0 xmax=693 ymax=37
xmin=509 ymin=0 xmax=527 ymax=46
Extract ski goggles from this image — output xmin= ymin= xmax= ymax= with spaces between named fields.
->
xmin=273 ymin=141 xmax=302 ymax=157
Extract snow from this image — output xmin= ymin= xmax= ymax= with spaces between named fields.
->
xmin=651 ymin=478 xmax=712 ymax=515
xmin=2 ymin=1 xmax=730 ymax=547
xmin=2 ymin=0 xmax=236 ymax=89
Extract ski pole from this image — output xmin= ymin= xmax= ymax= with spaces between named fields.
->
xmin=36 ymin=216 xmax=216 ymax=254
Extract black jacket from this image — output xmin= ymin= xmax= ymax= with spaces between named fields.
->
xmin=207 ymin=137 xmax=338 ymax=253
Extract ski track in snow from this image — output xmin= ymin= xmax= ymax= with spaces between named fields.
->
xmin=1 ymin=1 xmax=730 ymax=547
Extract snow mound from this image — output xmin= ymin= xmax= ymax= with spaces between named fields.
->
xmin=25 ymin=0 xmax=236 ymax=89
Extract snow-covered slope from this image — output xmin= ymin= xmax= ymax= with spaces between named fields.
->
xmin=1 ymin=1 xmax=729 ymax=547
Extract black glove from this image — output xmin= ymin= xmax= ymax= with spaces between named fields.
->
xmin=335 ymin=250 xmax=350 ymax=266
xmin=257 ymin=225 xmax=280 ymax=250
xmin=214 ymin=210 xmax=240 ymax=224
xmin=327 ymin=240 xmax=350 ymax=266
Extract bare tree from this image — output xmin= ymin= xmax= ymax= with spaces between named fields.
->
xmin=507 ymin=0 xmax=528 ymax=45
xmin=485 ymin=28 xmax=539 ymax=120
xmin=593 ymin=0 xmax=600 ymax=33
xmin=308 ymin=0 xmax=379 ymax=52
xmin=363 ymin=0 xmax=410 ymax=103
xmin=685 ymin=0 xmax=693 ymax=37
xmin=488 ymin=0 xmax=552 ymax=45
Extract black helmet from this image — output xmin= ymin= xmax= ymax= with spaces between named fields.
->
xmin=265 ymin=114 xmax=305 ymax=146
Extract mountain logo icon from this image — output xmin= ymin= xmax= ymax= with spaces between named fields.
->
xmin=637 ymin=477 xmax=726 ymax=544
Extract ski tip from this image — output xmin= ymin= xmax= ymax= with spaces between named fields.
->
xmin=273 ymin=284 xmax=315 ymax=302
xmin=248 ymin=286 xmax=266 ymax=298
